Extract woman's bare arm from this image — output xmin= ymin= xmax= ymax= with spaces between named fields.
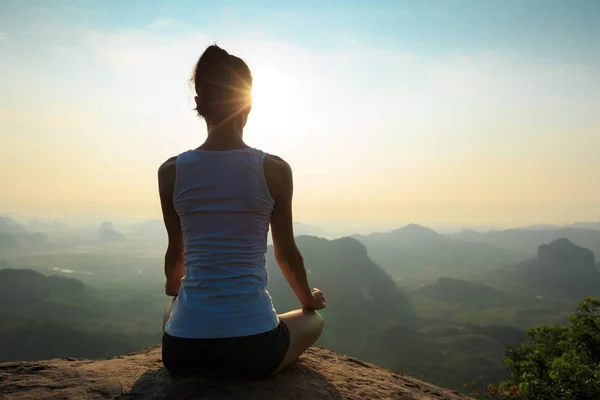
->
xmin=158 ymin=157 xmax=185 ymax=296
xmin=264 ymin=155 xmax=316 ymax=308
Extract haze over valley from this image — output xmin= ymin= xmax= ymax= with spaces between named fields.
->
xmin=2 ymin=214 xmax=600 ymax=391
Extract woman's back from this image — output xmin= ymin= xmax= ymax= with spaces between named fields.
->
xmin=160 ymin=44 xmax=325 ymax=379
xmin=165 ymin=148 xmax=279 ymax=339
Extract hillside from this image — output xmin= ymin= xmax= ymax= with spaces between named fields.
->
xmin=0 ymin=345 xmax=468 ymax=400
xmin=266 ymin=236 xmax=414 ymax=354
xmin=450 ymin=227 xmax=600 ymax=258
xmin=516 ymin=239 xmax=600 ymax=297
xmin=0 ymin=232 xmax=18 ymax=249
xmin=353 ymin=224 xmax=522 ymax=284
xmin=0 ymin=268 xmax=91 ymax=322
xmin=0 ymin=268 xmax=161 ymax=362
xmin=0 ymin=216 xmax=26 ymax=233
xmin=419 ymin=277 xmax=508 ymax=305
xmin=357 ymin=323 xmax=516 ymax=390
xmin=97 ymin=221 xmax=125 ymax=244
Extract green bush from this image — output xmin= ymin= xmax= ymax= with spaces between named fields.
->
xmin=489 ymin=296 xmax=600 ymax=400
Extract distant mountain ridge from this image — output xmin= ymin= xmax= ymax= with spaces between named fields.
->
xmin=383 ymin=224 xmax=445 ymax=240
xmin=450 ymin=227 xmax=600 ymax=258
xmin=488 ymin=239 xmax=600 ymax=299
xmin=353 ymin=224 xmax=523 ymax=285
xmin=292 ymin=221 xmax=328 ymax=237
xmin=516 ymin=222 xmax=600 ymax=231
xmin=96 ymin=221 xmax=125 ymax=244
xmin=517 ymin=239 xmax=600 ymax=297
xmin=0 ymin=216 xmax=26 ymax=233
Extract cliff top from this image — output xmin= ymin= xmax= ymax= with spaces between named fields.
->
xmin=0 ymin=345 xmax=468 ymax=400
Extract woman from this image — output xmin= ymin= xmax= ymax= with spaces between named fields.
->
xmin=158 ymin=44 xmax=326 ymax=379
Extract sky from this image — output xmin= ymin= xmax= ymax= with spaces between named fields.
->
xmin=1 ymin=0 xmax=599 ymax=232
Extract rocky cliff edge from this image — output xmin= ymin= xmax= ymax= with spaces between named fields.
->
xmin=0 ymin=346 xmax=468 ymax=400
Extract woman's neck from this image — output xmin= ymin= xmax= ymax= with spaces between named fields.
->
xmin=198 ymin=124 xmax=249 ymax=151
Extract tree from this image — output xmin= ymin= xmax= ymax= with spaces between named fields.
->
xmin=499 ymin=296 xmax=600 ymax=400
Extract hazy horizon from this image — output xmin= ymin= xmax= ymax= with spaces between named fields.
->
xmin=1 ymin=1 xmax=599 ymax=228
xmin=3 ymin=211 xmax=600 ymax=239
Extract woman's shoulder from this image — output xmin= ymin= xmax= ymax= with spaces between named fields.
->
xmin=158 ymin=155 xmax=179 ymax=184
xmin=263 ymin=153 xmax=293 ymax=200
xmin=158 ymin=149 xmax=195 ymax=174
xmin=159 ymin=155 xmax=178 ymax=170
xmin=263 ymin=153 xmax=290 ymax=170
xmin=263 ymin=153 xmax=292 ymax=179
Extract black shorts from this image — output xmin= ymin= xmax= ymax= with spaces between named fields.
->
xmin=162 ymin=321 xmax=290 ymax=379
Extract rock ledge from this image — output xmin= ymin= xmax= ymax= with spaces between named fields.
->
xmin=0 ymin=346 xmax=468 ymax=399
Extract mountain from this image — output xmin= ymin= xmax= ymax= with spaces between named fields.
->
xmin=292 ymin=221 xmax=327 ymax=237
xmin=353 ymin=224 xmax=523 ymax=285
xmin=517 ymin=239 xmax=600 ymax=297
xmin=0 ymin=269 xmax=161 ymax=362
xmin=569 ymin=222 xmax=600 ymax=230
xmin=0 ymin=346 xmax=468 ymax=400
xmin=518 ymin=224 xmax=560 ymax=230
xmin=96 ymin=221 xmax=125 ymax=243
xmin=450 ymin=227 xmax=600 ymax=258
xmin=0 ymin=268 xmax=94 ymax=321
xmin=362 ymin=224 xmax=445 ymax=242
xmin=491 ymin=239 xmax=600 ymax=298
xmin=266 ymin=236 xmax=414 ymax=353
xmin=266 ymin=222 xmax=328 ymax=245
xmin=418 ymin=277 xmax=508 ymax=305
xmin=0 ymin=232 xmax=18 ymax=249
xmin=98 ymin=221 xmax=115 ymax=232
xmin=0 ymin=216 xmax=47 ymax=248
xmin=0 ymin=268 xmax=87 ymax=295
xmin=0 ymin=216 xmax=26 ymax=233
xmin=517 ymin=222 xmax=600 ymax=231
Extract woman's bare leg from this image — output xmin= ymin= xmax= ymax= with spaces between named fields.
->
xmin=272 ymin=309 xmax=324 ymax=374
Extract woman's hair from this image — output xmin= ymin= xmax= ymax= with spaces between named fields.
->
xmin=192 ymin=45 xmax=253 ymax=123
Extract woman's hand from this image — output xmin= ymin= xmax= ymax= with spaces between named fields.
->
xmin=165 ymin=278 xmax=181 ymax=297
xmin=302 ymin=288 xmax=326 ymax=310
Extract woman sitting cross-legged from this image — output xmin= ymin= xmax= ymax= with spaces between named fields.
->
xmin=158 ymin=44 xmax=326 ymax=379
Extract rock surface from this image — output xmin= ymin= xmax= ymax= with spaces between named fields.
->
xmin=0 ymin=346 xmax=468 ymax=400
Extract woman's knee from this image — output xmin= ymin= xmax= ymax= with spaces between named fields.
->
xmin=304 ymin=309 xmax=324 ymax=338
xmin=314 ymin=311 xmax=324 ymax=331
xmin=280 ymin=308 xmax=324 ymax=337
xmin=312 ymin=319 xmax=324 ymax=344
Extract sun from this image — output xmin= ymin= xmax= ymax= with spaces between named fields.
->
xmin=249 ymin=65 xmax=302 ymax=127
xmin=242 ymin=60 xmax=310 ymax=148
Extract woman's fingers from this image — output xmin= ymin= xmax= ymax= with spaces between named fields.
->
xmin=312 ymin=288 xmax=325 ymax=304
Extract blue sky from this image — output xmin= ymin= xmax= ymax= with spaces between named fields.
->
xmin=2 ymin=0 xmax=598 ymax=59
xmin=0 ymin=1 xmax=599 ymax=230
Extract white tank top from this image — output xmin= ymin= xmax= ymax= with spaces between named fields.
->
xmin=164 ymin=148 xmax=279 ymax=339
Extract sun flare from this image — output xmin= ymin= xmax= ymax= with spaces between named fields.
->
xmin=249 ymin=65 xmax=303 ymax=126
